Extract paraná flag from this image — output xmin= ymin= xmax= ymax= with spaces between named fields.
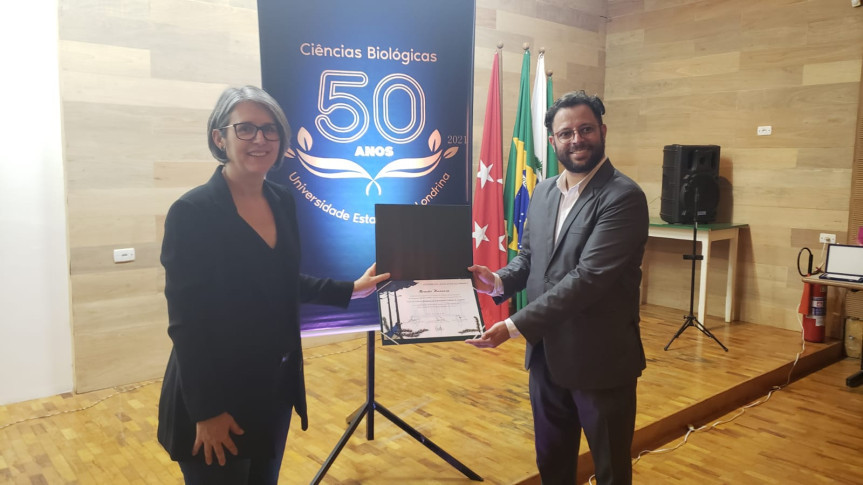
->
xmin=546 ymin=72 xmax=559 ymax=178
xmin=531 ymin=52 xmax=548 ymax=181
xmin=504 ymin=50 xmax=539 ymax=311
xmin=472 ymin=52 xmax=508 ymax=328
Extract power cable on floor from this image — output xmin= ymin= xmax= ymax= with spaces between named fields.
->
xmin=588 ymin=312 xmax=810 ymax=484
xmin=0 ymin=379 xmax=160 ymax=431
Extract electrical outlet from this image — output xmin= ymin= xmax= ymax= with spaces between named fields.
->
xmin=757 ymin=125 xmax=772 ymax=136
xmin=113 ymin=248 xmax=135 ymax=263
xmin=819 ymin=233 xmax=836 ymax=244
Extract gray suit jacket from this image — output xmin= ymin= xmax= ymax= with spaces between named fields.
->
xmin=495 ymin=160 xmax=648 ymax=390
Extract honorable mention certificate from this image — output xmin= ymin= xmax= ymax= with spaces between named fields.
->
xmin=378 ymin=279 xmax=483 ymax=343
xmin=375 ymin=204 xmax=484 ymax=344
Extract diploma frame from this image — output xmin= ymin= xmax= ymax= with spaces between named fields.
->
xmin=375 ymin=204 xmax=484 ymax=344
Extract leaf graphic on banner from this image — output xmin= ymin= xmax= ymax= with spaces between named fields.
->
xmin=296 ymin=149 xmax=384 ymax=196
xmin=297 ymin=151 xmax=373 ymax=179
xmin=288 ymin=126 xmax=459 ymax=196
xmin=298 ymin=127 xmax=313 ymax=151
xmin=375 ymin=152 xmax=442 ymax=179
xmin=428 ymin=130 xmax=440 ymax=152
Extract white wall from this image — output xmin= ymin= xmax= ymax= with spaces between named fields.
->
xmin=0 ymin=0 xmax=74 ymax=405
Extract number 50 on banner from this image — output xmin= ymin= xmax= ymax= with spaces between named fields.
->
xmin=315 ymin=70 xmax=426 ymax=145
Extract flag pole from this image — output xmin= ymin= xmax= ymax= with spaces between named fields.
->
xmin=536 ymin=47 xmax=546 ymax=180
xmin=497 ymin=42 xmax=503 ymax=164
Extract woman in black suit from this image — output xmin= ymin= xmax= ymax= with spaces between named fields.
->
xmin=157 ymin=85 xmax=388 ymax=485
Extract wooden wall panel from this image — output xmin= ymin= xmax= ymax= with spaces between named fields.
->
xmin=60 ymin=0 xmax=611 ymax=391
xmin=607 ymin=0 xmax=863 ymax=333
xmin=846 ymin=63 xmax=863 ymax=321
xmin=59 ymin=0 xmax=260 ymax=392
xmin=471 ymin=1 xmax=607 ymax=169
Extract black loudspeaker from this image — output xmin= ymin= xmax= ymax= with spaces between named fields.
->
xmin=660 ymin=144 xmax=720 ymax=224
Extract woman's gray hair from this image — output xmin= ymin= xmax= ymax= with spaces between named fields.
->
xmin=206 ymin=85 xmax=292 ymax=163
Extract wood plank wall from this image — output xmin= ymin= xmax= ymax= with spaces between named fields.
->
xmin=846 ymin=64 xmax=863 ymax=322
xmin=472 ymin=0 xmax=608 ymax=174
xmin=605 ymin=0 xmax=863 ymax=333
xmin=57 ymin=0 xmax=609 ymax=392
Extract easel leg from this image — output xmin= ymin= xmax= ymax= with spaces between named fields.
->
xmin=312 ymin=331 xmax=483 ymax=483
xmin=375 ymin=402 xmax=483 ymax=481
xmin=312 ymin=403 xmax=371 ymax=484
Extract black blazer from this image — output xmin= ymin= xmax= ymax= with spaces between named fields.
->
xmin=157 ymin=166 xmax=353 ymax=461
xmin=496 ymin=160 xmax=649 ymax=390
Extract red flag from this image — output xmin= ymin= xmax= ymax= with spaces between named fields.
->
xmin=472 ymin=52 xmax=509 ymax=329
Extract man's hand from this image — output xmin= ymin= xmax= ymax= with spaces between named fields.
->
xmin=468 ymin=264 xmax=496 ymax=294
xmin=465 ymin=321 xmax=510 ymax=348
xmin=352 ymin=263 xmax=391 ymax=299
xmin=192 ymin=412 xmax=244 ymax=466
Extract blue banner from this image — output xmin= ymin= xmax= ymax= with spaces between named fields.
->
xmin=257 ymin=0 xmax=476 ymax=333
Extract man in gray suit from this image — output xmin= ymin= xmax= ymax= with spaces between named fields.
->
xmin=467 ymin=91 xmax=648 ymax=484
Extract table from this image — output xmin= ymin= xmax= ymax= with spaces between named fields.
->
xmin=645 ymin=219 xmax=748 ymax=324
xmin=802 ymin=275 xmax=863 ymax=388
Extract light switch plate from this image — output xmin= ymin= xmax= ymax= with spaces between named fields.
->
xmin=113 ymin=248 xmax=135 ymax=263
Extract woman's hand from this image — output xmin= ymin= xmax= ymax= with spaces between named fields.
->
xmin=352 ymin=263 xmax=390 ymax=299
xmin=192 ymin=412 xmax=245 ymax=466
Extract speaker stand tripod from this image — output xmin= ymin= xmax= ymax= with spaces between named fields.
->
xmin=664 ymin=188 xmax=728 ymax=352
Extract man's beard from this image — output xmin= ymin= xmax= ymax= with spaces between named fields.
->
xmin=557 ymin=136 xmax=605 ymax=174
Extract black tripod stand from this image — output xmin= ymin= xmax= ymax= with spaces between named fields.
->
xmin=312 ymin=330 xmax=483 ymax=484
xmin=664 ymin=187 xmax=728 ymax=352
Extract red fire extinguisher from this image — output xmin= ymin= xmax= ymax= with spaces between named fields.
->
xmin=797 ymin=247 xmax=826 ymax=343
xmin=801 ymin=283 xmax=826 ymax=343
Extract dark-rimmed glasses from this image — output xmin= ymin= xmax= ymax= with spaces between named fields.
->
xmin=553 ymin=125 xmax=598 ymax=143
xmin=220 ymin=122 xmax=280 ymax=141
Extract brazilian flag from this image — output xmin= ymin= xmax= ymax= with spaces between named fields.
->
xmin=503 ymin=50 xmax=539 ymax=311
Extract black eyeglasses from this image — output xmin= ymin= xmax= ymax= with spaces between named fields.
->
xmin=220 ymin=122 xmax=280 ymax=141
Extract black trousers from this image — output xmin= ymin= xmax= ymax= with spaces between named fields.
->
xmin=529 ymin=343 xmax=637 ymax=485
xmin=178 ymin=410 xmax=292 ymax=485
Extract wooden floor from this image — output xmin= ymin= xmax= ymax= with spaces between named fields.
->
xmin=0 ymin=304 xmax=860 ymax=484
xmin=631 ymin=357 xmax=863 ymax=484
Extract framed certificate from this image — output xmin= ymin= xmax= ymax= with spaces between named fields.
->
xmin=375 ymin=204 xmax=484 ymax=344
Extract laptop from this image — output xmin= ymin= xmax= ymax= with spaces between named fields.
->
xmin=819 ymin=244 xmax=863 ymax=283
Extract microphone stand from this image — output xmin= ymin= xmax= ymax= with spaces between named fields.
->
xmin=665 ymin=185 xmax=728 ymax=352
